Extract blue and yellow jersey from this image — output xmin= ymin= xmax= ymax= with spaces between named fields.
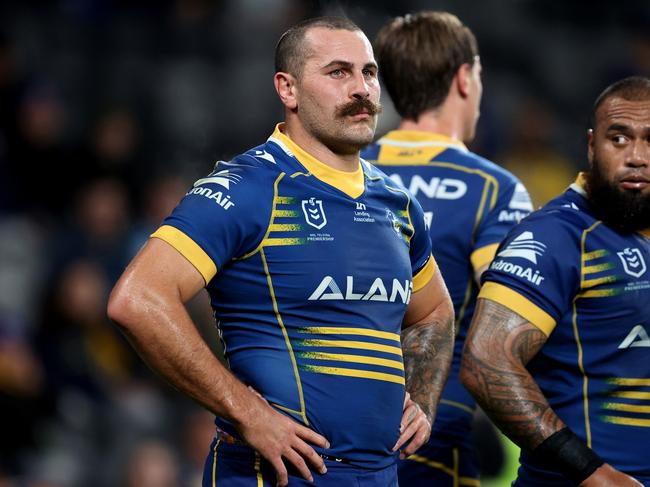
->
xmin=151 ymin=124 xmax=435 ymax=469
xmin=481 ymin=176 xmax=650 ymax=483
xmin=362 ymin=130 xmax=532 ymax=437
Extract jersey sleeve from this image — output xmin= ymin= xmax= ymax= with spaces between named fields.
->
xmin=471 ymin=179 xmax=533 ymax=272
xmin=407 ymin=192 xmax=436 ymax=292
xmin=479 ymin=211 xmax=580 ymax=336
xmin=151 ymin=160 xmax=276 ymax=285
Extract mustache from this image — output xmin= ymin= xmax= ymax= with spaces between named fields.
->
xmin=337 ymin=98 xmax=383 ymax=117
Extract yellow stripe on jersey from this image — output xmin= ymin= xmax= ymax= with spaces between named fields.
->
xmin=299 ymin=365 xmax=405 ymax=385
xmin=601 ymin=416 xmax=650 ymax=427
xmin=582 ymin=275 xmax=617 ymax=288
xmin=299 ymin=326 xmax=400 ymax=342
xmin=640 ymin=228 xmax=650 ymax=238
xmin=607 ymin=378 xmax=650 ymax=386
xmin=413 ymin=255 xmax=437 ymax=292
xmin=375 ymin=144 xmax=448 ymax=164
xmin=269 ymin=223 xmax=302 ymax=231
xmin=300 ymin=352 xmax=404 ymax=371
xmin=479 ymin=282 xmax=556 ymax=336
xmin=583 ymin=262 xmax=614 ymax=274
xmin=603 ymin=402 xmax=650 ymax=414
xmin=470 ymin=243 xmax=499 ymax=272
xmin=263 ymin=238 xmax=305 ymax=247
xmin=273 ymin=209 xmax=299 ymax=218
xmin=298 ymin=339 xmax=403 ymax=356
xmin=151 ymin=225 xmax=217 ymax=284
xmin=271 ymin=124 xmax=365 ymax=199
xmin=405 ymin=452 xmax=481 ymax=485
xmin=612 ymin=391 xmax=650 ymax=400
xmin=582 ymin=249 xmax=608 ymax=261
xmin=578 ymin=288 xmax=619 ymax=298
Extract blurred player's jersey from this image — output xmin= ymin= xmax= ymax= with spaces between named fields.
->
xmin=362 ymin=130 xmax=532 ymax=441
xmin=152 ymin=124 xmax=434 ymax=470
xmin=481 ymin=176 xmax=650 ymax=484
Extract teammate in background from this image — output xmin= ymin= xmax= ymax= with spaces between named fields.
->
xmin=108 ymin=16 xmax=454 ymax=487
xmin=361 ymin=11 xmax=532 ymax=486
xmin=461 ymin=77 xmax=650 ymax=486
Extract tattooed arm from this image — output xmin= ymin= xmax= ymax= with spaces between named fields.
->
xmin=460 ymin=298 xmax=642 ymax=486
xmin=393 ymin=269 xmax=455 ymax=457
xmin=460 ymin=298 xmax=561 ymax=450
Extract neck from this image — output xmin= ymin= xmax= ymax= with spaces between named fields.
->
xmin=283 ymin=118 xmax=360 ymax=172
xmin=398 ymin=98 xmax=469 ymax=143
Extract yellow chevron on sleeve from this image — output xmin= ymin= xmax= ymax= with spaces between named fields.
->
xmin=470 ymin=243 xmax=499 ymax=271
xmin=151 ymin=225 xmax=217 ymax=284
xmin=413 ymin=254 xmax=437 ymax=292
xmin=479 ymin=281 xmax=556 ymax=336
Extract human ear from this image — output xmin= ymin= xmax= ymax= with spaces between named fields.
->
xmin=274 ymin=72 xmax=298 ymax=110
xmin=456 ymin=63 xmax=472 ymax=98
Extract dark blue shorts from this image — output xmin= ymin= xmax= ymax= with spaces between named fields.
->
xmin=202 ymin=437 xmax=398 ymax=487
xmin=397 ymin=432 xmax=480 ymax=487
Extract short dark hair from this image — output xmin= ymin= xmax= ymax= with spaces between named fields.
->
xmin=590 ymin=76 xmax=650 ymax=129
xmin=275 ymin=16 xmax=361 ymax=79
xmin=375 ymin=11 xmax=478 ymax=120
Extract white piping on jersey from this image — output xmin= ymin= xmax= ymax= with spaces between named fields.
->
xmin=267 ymin=136 xmax=295 ymax=158
xmin=570 ymin=182 xmax=587 ymax=196
xmin=376 ymin=138 xmax=468 ymax=152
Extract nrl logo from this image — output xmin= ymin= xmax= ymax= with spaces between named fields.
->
xmin=617 ymin=247 xmax=647 ymax=278
xmin=302 ymin=197 xmax=327 ymax=230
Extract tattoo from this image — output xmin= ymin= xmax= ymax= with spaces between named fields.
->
xmin=461 ymin=299 xmax=565 ymax=451
xmin=401 ymin=317 xmax=454 ymax=422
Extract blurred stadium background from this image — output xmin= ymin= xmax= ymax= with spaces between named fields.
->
xmin=1 ymin=0 xmax=649 ymax=485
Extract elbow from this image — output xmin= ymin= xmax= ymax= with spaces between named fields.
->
xmin=459 ymin=344 xmax=479 ymax=394
xmin=107 ymin=282 xmax=141 ymax=333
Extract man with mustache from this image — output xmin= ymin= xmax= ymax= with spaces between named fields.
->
xmin=461 ymin=76 xmax=650 ymax=486
xmin=108 ymin=16 xmax=454 ymax=487
xmin=362 ymin=11 xmax=532 ymax=486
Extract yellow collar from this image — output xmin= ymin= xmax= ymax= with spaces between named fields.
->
xmin=574 ymin=172 xmax=650 ymax=237
xmin=378 ymin=130 xmax=467 ymax=151
xmin=269 ymin=123 xmax=365 ymax=199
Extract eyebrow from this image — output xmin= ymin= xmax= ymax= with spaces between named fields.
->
xmin=606 ymin=123 xmax=650 ymax=134
xmin=605 ymin=123 xmax=632 ymax=133
xmin=321 ymin=60 xmax=378 ymax=71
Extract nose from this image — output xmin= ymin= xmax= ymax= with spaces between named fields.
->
xmin=350 ymin=71 xmax=370 ymax=100
xmin=626 ymin=139 xmax=650 ymax=168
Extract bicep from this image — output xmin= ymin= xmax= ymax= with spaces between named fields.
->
xmin=113 ymin=237 xmax=206 ymax=306
xmin=464 ymin=298 xmax=547 ymax=368
xmin=403 ymin=268 xmax=453 ymax=328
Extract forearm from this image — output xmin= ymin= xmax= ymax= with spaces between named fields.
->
xmin=461 ymin=299 xmax=564 ymax=450
xmin=401 ymin=315 xmax=454 ymax=421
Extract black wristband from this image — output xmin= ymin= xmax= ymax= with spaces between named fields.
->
xmin=534 ymin=427 xmax=604 ymax=485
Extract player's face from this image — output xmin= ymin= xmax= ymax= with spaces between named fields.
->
xmin=589 ymin=96 xmax=650 ymax=196
xmin=464 ymin=56 xmax=483 ymax=143
xmin=587 ymin=96 xmax=650 ymax=231
xmin=294 ymin=28 xmax=381 ymax=154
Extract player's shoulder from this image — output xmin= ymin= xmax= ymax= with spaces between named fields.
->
xmin=451 ymin=149 xmax=521 ymax=186
xmin=517 ymin=186 xmax=597 ymax=238
xmin=186 ymin=142 xmax=286 ymax=208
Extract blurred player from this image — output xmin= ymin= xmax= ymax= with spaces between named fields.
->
xmin=362 ymin=11 xmax=532 ymax=486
